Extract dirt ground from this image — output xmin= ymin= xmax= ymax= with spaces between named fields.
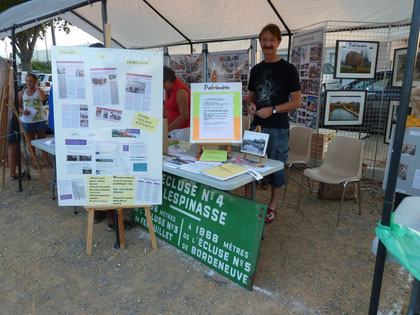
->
xmin=0 ymin=163 xmax=414 ymax=314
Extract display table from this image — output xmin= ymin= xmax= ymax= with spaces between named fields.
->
xmin=163 ymin=149 xmax=284 ymax=199
xmin=31 ymin=137 xmax=78 ymax=215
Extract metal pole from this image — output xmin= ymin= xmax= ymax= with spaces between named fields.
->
xmin=408 ymin=278 xmax=420 ymax=315
xmin=163 ymin=47 xmax=169 ymax=67
xmin=287 ymin=35 xmax=291 ymax=62
xmin=369 ymin=1 xmax=420 ymax=313
xmin=202 ymin=43 xmax=208 ymax=83
xmin=250 ymin=38 xmax=257 ymax=68
xmin=11 ymin=27 xmax=23 ymax=191
xmin=101 ymin=0 xmax=108 ymax=45
xmin=50 ymin=20 xmax=56 ymax=46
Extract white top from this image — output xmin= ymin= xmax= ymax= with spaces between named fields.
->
xmin=22 ymin=89 xmax=46 ymax=123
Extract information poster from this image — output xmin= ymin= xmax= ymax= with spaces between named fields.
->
xmin=290 ymin=28 xmax=324 ymax=129
xmin=52 ymin=46 xmax=163 ymax=206
xmin=169 ymin=54 xmax=202 ymax=86
xmin=207 ymin=50 xmax=249 ymax=98
xmin=190 ymin=82 xmax=242 ymax=143
xmin=134 ymin=172 xmax=267 ymax=289
xmin=383 ymin=127 xmax=420 ymax=196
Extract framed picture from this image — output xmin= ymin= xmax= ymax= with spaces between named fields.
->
xmin=384 ymin=100 xmax=412 ymax=144
xmin=241 ymin=130 xmax=269 ymax=157
xmin=334 ymin=40 xmax=379 ymax=79
xmin=392 ymin=48 xmax=420 ymax=87
xmin=324 ymin=90 xmax=367 ymax=126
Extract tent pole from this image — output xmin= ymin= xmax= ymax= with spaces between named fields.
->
xmin=101 ymin=0 xmax=108 ymax=45
xmin=50 ymin=20 xmax=56 ymax=46
xmin=368 ymin=1 xmax=420 ymax=313
xmin=287 ymin=35 xmax=291 ymax=62
xmin=142 ymin=0 xmax=193 ymax=54
xmin=250 ymin=39 xmax=257 ymax=67
xmin=265 ymin=0 xmax=292 ymax=37
xmin=202 ymin=44 xmax=208 ymax=83
xmin=163 ymin=47 xmax=169 ymax=67
xmin=11 ymin=27 xmax=23 ymax=192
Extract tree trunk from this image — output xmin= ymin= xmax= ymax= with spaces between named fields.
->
xmin=14 ymin=26 xmax=41 ymax=73
xmin=19 ymin=55 xmax=33 ymax=72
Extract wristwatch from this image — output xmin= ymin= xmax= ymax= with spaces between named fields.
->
xmin=272 ymin=105 xmax=277 ymax=114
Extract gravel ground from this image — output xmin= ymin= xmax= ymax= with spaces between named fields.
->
xmin=0 ymin=164 xmax=413 ymax=314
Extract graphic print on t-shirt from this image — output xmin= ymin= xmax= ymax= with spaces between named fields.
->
xmin=255 ymin=69 xmax=280 ymax=106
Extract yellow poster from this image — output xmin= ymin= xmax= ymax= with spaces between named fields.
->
xmin=132 ymin=112 xmax=159 ymax=132
xmin=112 ymin=176 xmax=135 ymax=205
xmin=87 ymin=176 xmax=112 ymax=204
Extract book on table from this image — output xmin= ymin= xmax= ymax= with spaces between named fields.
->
xmin=202 ymin=163 xmax=249 ymax=181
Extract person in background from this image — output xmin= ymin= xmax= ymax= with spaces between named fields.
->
xmin=245 ymin=23 xmax=302 ymax=223
xmin=163 ymin=66 xmax=190 ymax=141
xmin=19 ymin=73 xmax=52 ymax=168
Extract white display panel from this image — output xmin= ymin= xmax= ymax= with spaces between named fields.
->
xmin=52 ymin=46 xmax=163 ymax=206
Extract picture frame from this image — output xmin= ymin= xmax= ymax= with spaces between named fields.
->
xmin=334 ymin=40 xmax=379 ymax=79
xmin=324 ymin=90 xmax=367 ymax=126
xmin=392 ymin=48 xmax=420 ymax=87
xmin=241 ymin=130 xmax=269 ymax=157
xmin=384 ymin=99 xmax=412 ymax=144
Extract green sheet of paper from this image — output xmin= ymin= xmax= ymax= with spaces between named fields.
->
xmin=200 ymin=149 xmax=228 ymax=162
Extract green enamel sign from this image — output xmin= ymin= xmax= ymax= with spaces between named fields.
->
xmin=134 ymin=172 xmax=267 ymax=290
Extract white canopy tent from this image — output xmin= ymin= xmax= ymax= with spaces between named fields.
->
xmin=0 ymin=0 xmax=414 ymax=50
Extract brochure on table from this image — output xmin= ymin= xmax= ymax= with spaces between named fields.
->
xmin=190 ymin=82 xmax=242 ymax=143
xmin=51 ymin=46 xmax=163 ymax=206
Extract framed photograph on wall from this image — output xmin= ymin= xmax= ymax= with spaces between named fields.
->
xmin=324 ymin=90 xmax=367 ymax=126
xmin=241 ymin=130 xmax=269 ymax=157
xmin=334 ymin=40 xmax=379 ymax=79
xmin=384 ymin=100 xmax=412 ymax=144
xmin=392 ymin=48 xmax=420 ymax=87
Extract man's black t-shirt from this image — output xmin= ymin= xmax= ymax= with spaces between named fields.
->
xmin=248 ymin=59 xmax=300 ymax=129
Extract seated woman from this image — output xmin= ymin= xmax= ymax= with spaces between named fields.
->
xmin=163 ymin=66 xmax=190 ymax=141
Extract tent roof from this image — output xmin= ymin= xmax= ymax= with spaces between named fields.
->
xmin=0 ymin=0 xmax=414 ymax=49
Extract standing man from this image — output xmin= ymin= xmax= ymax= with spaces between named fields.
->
xmin=246 ymin=24 xmax=302 ymax=223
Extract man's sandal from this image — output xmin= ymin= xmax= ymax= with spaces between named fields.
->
xmin=265 ymin=207 xmax=278 ymax=224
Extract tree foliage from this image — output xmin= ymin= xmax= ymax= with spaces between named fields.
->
xmin=1 ymin=0 xmax=71 ymax=72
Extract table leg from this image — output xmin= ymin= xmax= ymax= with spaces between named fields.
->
xmin=117 ymin=209 xmax=125 ymax=249
xmin=51 ymin=157 xmax=57 ymax=200
xmin=251 ymin=181 xmax=255 ymax=201
xmin=73 ymin=206 xmax=78 ymax=215
xmin=114 ymin=210 xmax=120 ymax=249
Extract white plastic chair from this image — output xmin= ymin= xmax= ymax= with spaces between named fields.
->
xmin=297 ymin=136 xmax=364 ymax=226
xmin=284 ymin=126 xmax=313 ymax=199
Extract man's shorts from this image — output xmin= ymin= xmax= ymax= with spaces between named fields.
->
xmin=22 ymin=120 xmax=47 ymax=133
xmin=250 ymin=125 xmax=289 ymax=188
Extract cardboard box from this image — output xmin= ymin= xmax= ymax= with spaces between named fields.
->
xmin=318 ymin=182 xmax=357 ymax=200
xmin=311 ymin=131 xmax=336 ymax=159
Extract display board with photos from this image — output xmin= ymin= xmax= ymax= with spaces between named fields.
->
xmin=190 ymin=82 xmax=242 ymax=143
xmin=392 ymin=48 xmax=420 ymax=87
xmin=290 ymin=28 xmax=324 ymax=129
xmin=207 ymin=50 xmax=250 ymax=98
xmin=334 ymin=40 xmax=379 ymax=79
xmin=385 ymin=100 xmax=412 ymax=144
xmin=383 ymin=127 xmax=420 ymax=196
xmin=323 ymin=90 xmax=367 ymax=126
xmin=51 ymin=47 xmax=163 ymax=206
xmin=169 ymin=54 xmax=202 ymax=86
